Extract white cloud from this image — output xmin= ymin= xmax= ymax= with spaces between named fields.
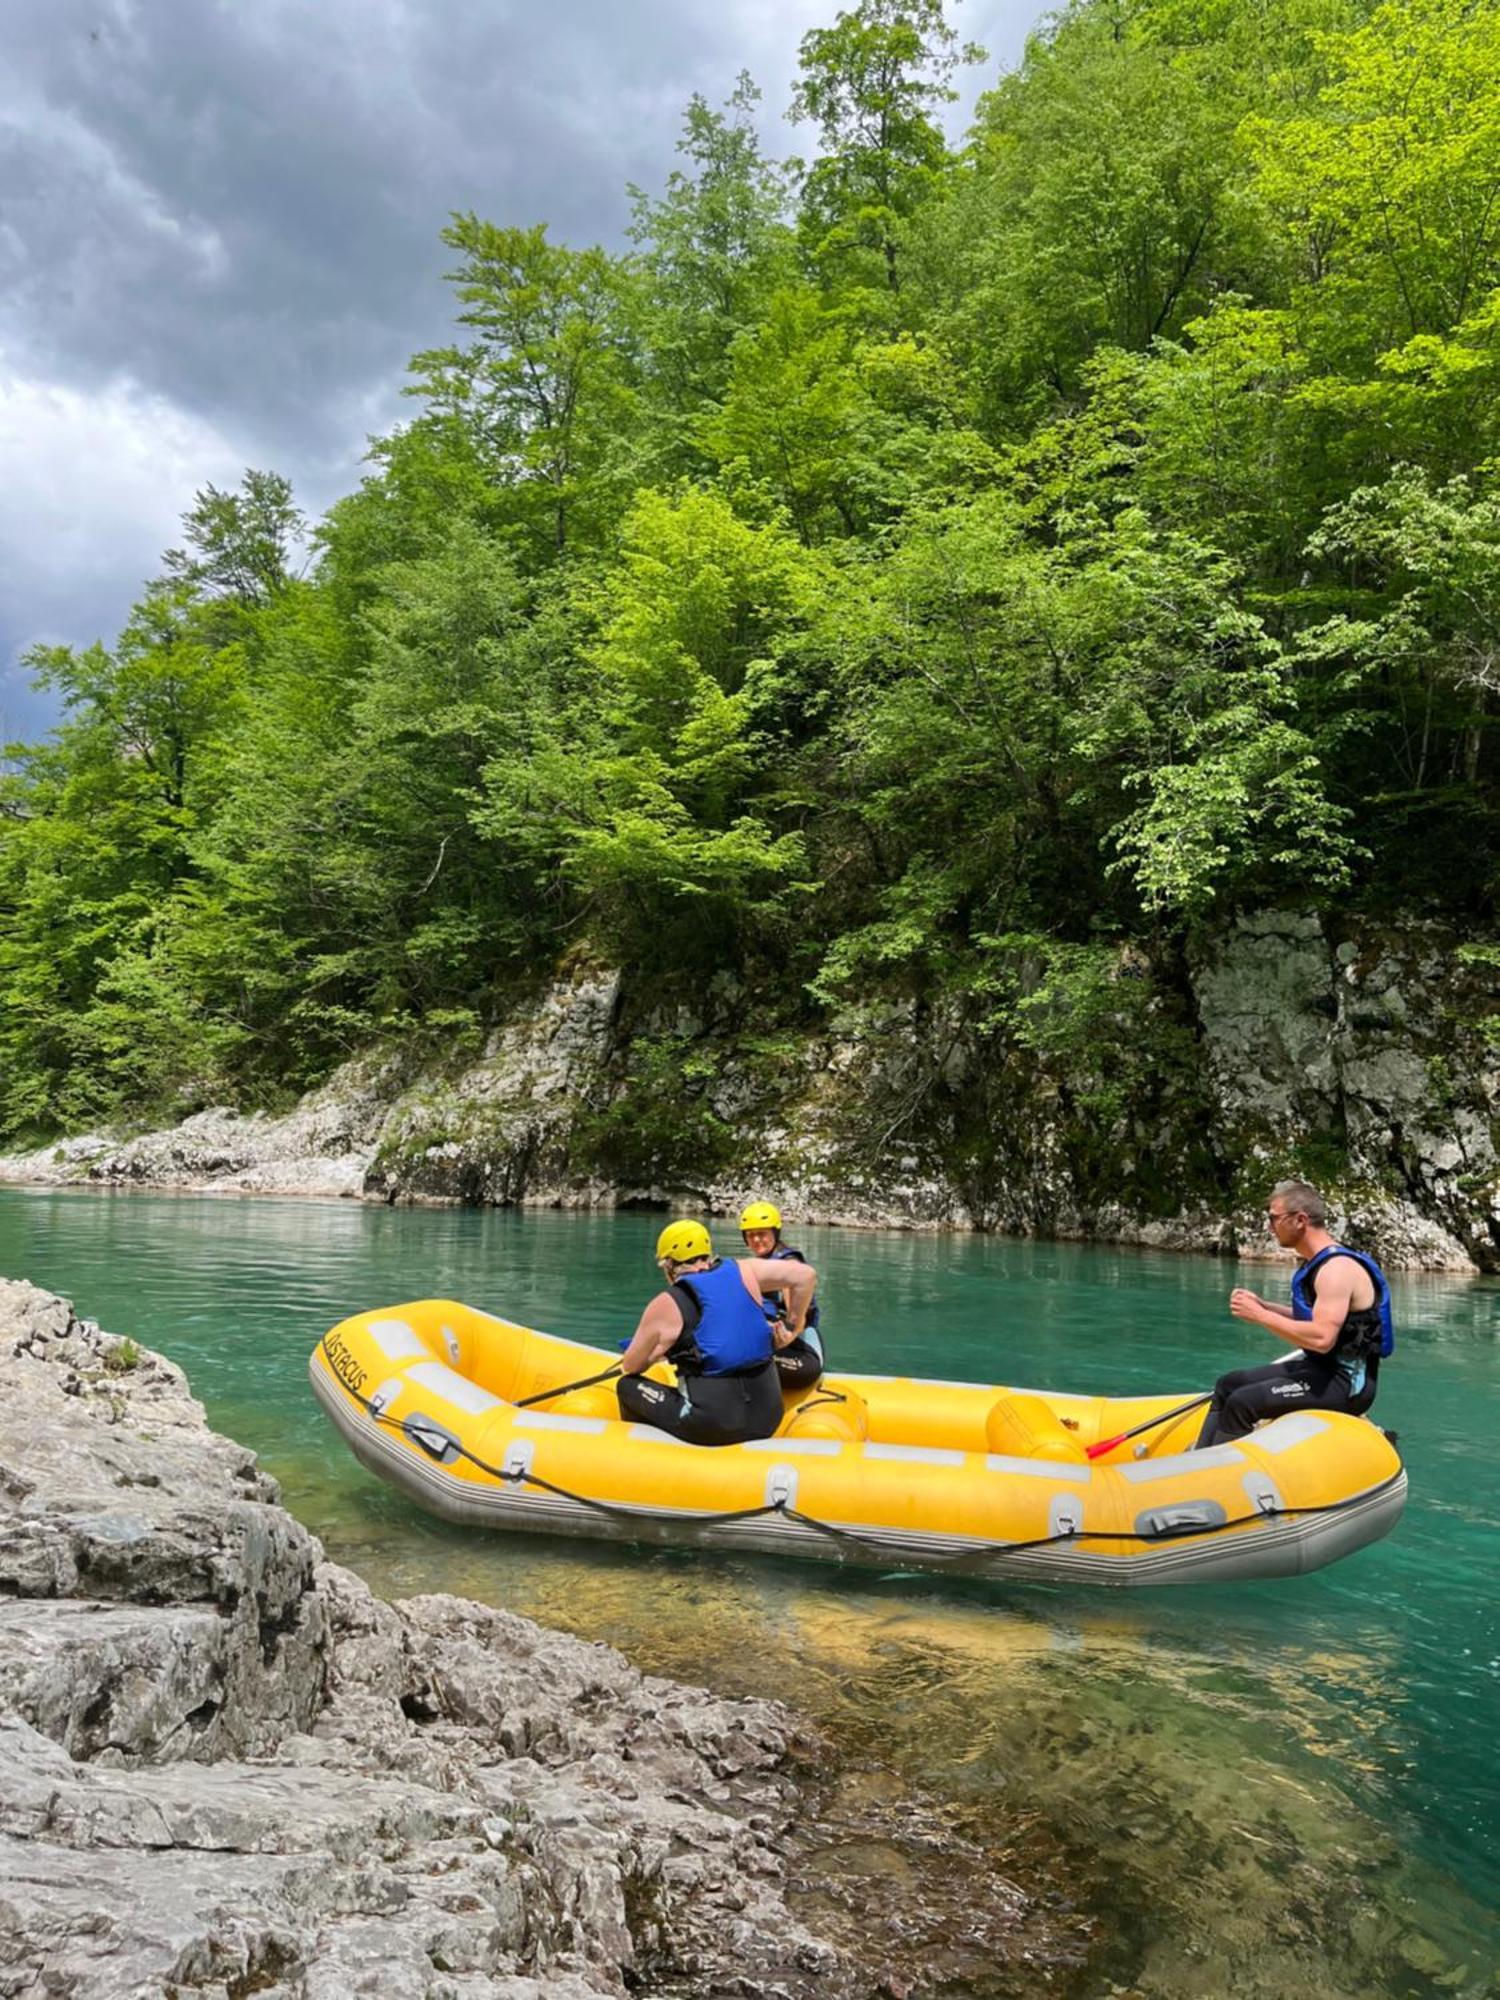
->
xmin=0 ymin=365 xmax=243 ymax=589
xmin=0 ymin=363 xmax=245 ymax=740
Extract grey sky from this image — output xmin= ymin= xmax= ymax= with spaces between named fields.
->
xmin=1 ymin=0 xmax=1041 ymax=743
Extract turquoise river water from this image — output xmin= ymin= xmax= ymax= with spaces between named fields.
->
xmin=2 ymin=1187 xmax=1496 ymax=1998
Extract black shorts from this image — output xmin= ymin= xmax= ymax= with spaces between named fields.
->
xmin=1196 ymin=1353 xmax=1377 ymax=1448
xmin=617 ymin=1361 xmax=783 ymax=1445
xmin=774 ymin=1337 xmax=824 ymax=1392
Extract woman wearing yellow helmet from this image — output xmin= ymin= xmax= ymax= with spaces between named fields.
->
xmin=617 ymin=1219 xmax=819 ymax=1445
xmin=739 ymin=1200 xmax=825 ymax=1393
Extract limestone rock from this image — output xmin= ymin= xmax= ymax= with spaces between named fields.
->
xmin=5 ymin=904 xmax=1494 ymax=1270
xmin=0 ymin=1280 xmax=1070 ymax=1997
xmin=0 ymin=1056 xmax=401 ymax=1199
xmin=366 ymin=968 xmax=621 ymax=1206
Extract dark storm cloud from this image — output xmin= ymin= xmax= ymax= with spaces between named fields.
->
xmin=4 ymin=0 xmax=821 ymax=456
xmin=0 ymin=0 xmax=1032 ymax=741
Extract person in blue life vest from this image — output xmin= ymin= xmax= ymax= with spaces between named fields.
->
xmin=738 ymin=1199 xmax=826 ymax=1393
xmin=617 ymin=1219 xmax=819 ymax=1446
xmin=1195 ymin=1178 xmax=1393 ymax=1448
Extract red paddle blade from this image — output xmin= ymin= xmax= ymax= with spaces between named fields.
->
xmin=1085 ymin=1394 xmax=1210 ymax=1462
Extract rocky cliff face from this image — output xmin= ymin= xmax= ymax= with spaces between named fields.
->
xmin=3 ymin=909 xmax=1497 ymax=1271
xmin=0 ymin=1280 xmax=1075 ymax=1998
xmin=1190 ymin=912 xmax=1499 ymax=1268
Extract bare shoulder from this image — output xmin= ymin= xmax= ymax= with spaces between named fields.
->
xmin=1317 ymin=1254 xmax=1368 ymax=1305
xmin=643 ymin=1288 xmax=685 ymax=1329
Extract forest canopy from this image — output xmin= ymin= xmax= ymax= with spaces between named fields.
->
xmin=3 ymin=0 xmax=1498 ymax=1144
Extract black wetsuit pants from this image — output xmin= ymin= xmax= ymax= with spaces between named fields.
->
xmin=1196 ymin=1353 xmax=1377 ymax=1448
xmin=774 ymin=1336 xmax=824 ymax=1393
xmin=617 ymin=1361 xmax=784 ymax=1445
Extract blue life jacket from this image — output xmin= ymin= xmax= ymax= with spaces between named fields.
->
xmin=670 ymin=1259 xmax=773 ymax=1376
xmin=1291 ymin=1246 xmax=1395 ymax=1358
xmin=760 ymin=1243 xmax=821 ymax=1334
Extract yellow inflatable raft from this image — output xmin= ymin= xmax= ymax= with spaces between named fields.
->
xmin=310 ymin=1299 xmax=1406 ymax=1588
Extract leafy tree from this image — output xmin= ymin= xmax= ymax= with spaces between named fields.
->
xmin=474 ymin=490 xmax=818 ymax=960
xmin=923 ymin=2 xmax=1268 ymax=424
xmin=628 ymin=76 xmax=795 ymax=421
xmin=1304 ymin=468 xmax=1500 ymax=721
xmin=191 ymin=520 xmax=585 ymax=1065
xmin=162 ymin=469 xmax=305 ymax=608
xmin=699 ymin=288 xmax=869 ymax=540
xmin=408 ymin=219 xmax=639 ymax=557
xmin=790 ymin=0 xmax=983 ymax=295
xmin=0 ymin=584 xmax=246 ymax=1133
xmin=804 ymin=493 xmax=1352 ymax=1004
xmin=1292 ymin=466 xmax=1500 ymax=901
xmin=1247 ymin=0 xmax=1500 ymax=346
xmin=6 ymin=0 xmax=1500 ymax=1154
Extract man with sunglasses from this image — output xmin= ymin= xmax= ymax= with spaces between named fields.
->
xmin=1195 ymin=1179 xmax=1393 ymax=1448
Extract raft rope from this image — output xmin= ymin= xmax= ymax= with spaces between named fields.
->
xmin=318 ymin=1341 xmax=1404 ymax=1570
xmin=782 ymin=1385 xmax=848 ymax=1412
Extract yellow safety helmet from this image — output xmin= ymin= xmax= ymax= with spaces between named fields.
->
xmin=739 ymin=1200 xmax=782 ymax=1234
xmin=655 ymin=1218 xmax=712 ymax=1266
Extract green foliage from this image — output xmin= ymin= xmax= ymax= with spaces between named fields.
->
xmin=628 ymin=76 xmax=796 ymax=423
xmin=1246 ymin=0 xmax=1500 ymax=347
xmin=474 ymin=489 xmax=818 ymax=959
xmin=927 ymin=4 xmax=1267 ymax=423
xmin=408 ymin=218 xmax=639 ymax=556
xmin=574 ymin=1034 xmax=739 ymax=1183
xmin=791 ymin=0 xmax=983 ymax=296
xmin=4 ymin=0 xmax=1498 ymax=1150
xmin=162 ymin=469 xmax=304 ymax=609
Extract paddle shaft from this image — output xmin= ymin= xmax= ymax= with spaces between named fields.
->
xmin=1086 ymin=1392 xmax=1212 ymax=1461
xmin=514 ymin=1364 xmax=622 ymax=1410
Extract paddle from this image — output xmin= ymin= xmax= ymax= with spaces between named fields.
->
xmin=1086 ymin=1392 xmax=1211 ymax=1461
xmin=514 ymin=1364 xmax=622 ymax=1410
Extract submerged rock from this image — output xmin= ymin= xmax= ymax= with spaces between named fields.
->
xmin=0 ymin=1278 xmax=1074 ymax=1998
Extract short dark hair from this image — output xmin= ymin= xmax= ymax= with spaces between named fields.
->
xmin=1270 ymin=1179 xmax=1326 ymax=1226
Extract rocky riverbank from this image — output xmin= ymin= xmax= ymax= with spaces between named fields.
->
xmin=3 ymin=907 xmax=1497 ymax=1272
xmin=0 ymin=1278 xmax=1082 ymax=1999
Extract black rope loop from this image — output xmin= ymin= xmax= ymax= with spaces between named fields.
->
xmin=789 ymin=1386 xmax=849 ymax=1415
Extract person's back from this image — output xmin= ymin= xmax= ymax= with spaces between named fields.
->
xmin=616 ymin=1219 xmax=818 ymax=1447
xmin=670 ymin=1255 xmax=777 ymax=1378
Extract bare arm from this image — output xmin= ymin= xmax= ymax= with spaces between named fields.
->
xmin=740 ymin=1257 xmax=818 ymax=1341
xmin=1229 ymin=1263 xmax=1360 ymax=1354
xmin=619 ymin=1292 xmax=684 ymax=1375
